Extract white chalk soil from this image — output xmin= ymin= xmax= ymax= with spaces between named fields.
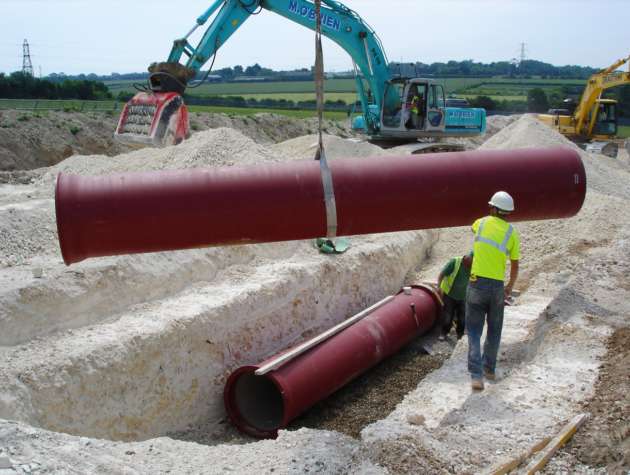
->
xmin=1 ymin=113 xmax=629 ymax=474
xmin=0 ymin=108 xmax=354 ymax=172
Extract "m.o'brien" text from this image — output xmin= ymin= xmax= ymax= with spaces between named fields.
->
xmin=288 ymin=1 xmax=341 ymax=31
xmin=448 ymin=110 xmax=476 ymax=119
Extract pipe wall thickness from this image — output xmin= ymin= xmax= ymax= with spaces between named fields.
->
xmin=55 ymin=147 xmax=586 ymax=265
xmin=223 ymin=285 xmax=441 ymax=438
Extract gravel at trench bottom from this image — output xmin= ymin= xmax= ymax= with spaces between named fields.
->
xmin=168 ymin=328 xmax=454 ymax=444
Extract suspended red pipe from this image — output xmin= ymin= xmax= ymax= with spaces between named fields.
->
xmin=55 ymin=147 xmax=586 ymax=265
xmin=223 ymin=285 xmax=441 ymax=438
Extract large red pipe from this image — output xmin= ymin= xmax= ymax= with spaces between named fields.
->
xmin=223 ymin=285 xmax=441 ymax=438
xmin=55 ymin=147 xmax=586 ymax=265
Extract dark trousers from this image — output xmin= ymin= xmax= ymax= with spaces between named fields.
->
xmin=441 ymin=293 xmax=466 ymax=337
xmin=465 ymin=277 xmax=505 ymax=379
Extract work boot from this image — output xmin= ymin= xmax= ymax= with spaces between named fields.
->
xmin=483 ymin=372 xmax=495 ymax=381
xmin=471 ymin=379 xmax=484 ymax=390
xmin=438 ymin=334 xmax=447 ymax=342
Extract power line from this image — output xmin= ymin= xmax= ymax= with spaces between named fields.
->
xmin=22 ymin=39 xmax=34 ymax=76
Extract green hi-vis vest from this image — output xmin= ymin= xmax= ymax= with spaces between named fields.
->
xmin=440 ymin=257 xmax=462 ymax=295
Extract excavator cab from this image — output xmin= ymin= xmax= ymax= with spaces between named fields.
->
xmin=379 ymin=78 xmax=482 ymax=140
xmin=583 ymin=100 xmax=619 ymax=157
xmin=541 ymin=98 xmax=621 ymax=157
xmin=588 ymin=101 xmax=617 ymax=137
xmin=381 ymin=82 xmax=424 ymax=131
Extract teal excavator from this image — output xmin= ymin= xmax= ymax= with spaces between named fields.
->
xmin=114 ymin=0 xmax=486 ymax=149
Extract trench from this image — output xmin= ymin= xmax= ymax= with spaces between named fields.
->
xmin=168 ymin=328 xmax=454 ymax=445
xmin=0 ymin=228 xmax=439 ymax=442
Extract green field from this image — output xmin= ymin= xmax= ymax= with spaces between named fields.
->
xmin=225 ymin=92 xmax=358 ymax=103
xmin=107 ymin=76 xmax=591 ymax=100
xmin=618 ymin=126 xmax=630 ymax=138
xmin=108 ymin=76 xmax=596 ymax=117
xmin=0 ymin=98 xmax=120 ymax=112
xmin=459 ymin=95 xmax=524 ymax=101
xmin=107 ymin=78 xmax=362 ymax=96
xmin=108 ymin=77 xmax=478 ymax=96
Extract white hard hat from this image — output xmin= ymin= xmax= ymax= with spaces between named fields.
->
xmin=488 ymin=191 xmax=514 ymax=212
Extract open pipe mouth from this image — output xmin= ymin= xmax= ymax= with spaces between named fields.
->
xmin=224 ymin=367 xmax=286 ymax=439
xmin=224 ymin=285 xmax=442 ymax=439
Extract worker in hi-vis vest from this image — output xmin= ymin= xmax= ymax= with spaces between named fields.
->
xmin=404 ymin=91 xmax=420 ymax=128
xmin=436 ymin=251 xmax=474 ymax=342
xmin=466 ymin=191 xmax=519 ymax=391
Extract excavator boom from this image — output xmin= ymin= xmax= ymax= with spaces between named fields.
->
xmin=115 ymin=0 xmax=485 ymax=149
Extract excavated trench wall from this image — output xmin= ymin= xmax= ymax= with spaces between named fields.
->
xmin=0 ymin=229 xmax=437 ymax=441
xmin=0 ymin=120 xmax=541 ymax=444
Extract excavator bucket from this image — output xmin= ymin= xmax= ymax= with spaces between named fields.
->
xmin=114 ymin=92 xmax=190 ymax=149
xmin=585 ymin=141 xmax=619 ymax=158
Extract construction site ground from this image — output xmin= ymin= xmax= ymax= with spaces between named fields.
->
xmin=0 ymin=110 xmax=629 ymax=474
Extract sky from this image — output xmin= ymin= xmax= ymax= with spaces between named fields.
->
xmin=1 ymin=0 xmax=629 ymax=77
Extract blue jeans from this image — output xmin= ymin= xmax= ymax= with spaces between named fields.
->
xmin=465 ymin=277 xmax=505 ymax=380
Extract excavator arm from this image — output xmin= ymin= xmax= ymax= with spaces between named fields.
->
xmin=115 ymin=0 xmax=393 ymax=147
xmin=169 ymin=0 xmax=391 ymax=132
xmin=573 ymin=56 xmax=630 ymax=135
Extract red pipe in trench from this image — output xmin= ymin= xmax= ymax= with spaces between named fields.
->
xmin=55 ymin=147 xmax=586 ymax=265
xmin=223 ymin=285 xmax=442 ymax=438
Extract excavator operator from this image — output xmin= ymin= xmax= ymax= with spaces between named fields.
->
xmin=405 ymin=88 xmax=420 ymax=129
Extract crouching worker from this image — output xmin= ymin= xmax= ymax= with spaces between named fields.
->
xmin=437 ymin=251 xmax=474 ymax=341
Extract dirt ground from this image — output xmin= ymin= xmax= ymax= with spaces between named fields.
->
xmin=1 ymin=111 xmax=630 ymax=474
xmin=0 ymin=109 xmax=129 ymax=171
xmin=564 ymin=327 xmax=630 ymax=473
xmin=0 ymin=108 xmax=354 ymax=172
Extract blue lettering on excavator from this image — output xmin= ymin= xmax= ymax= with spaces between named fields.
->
xmin=288 ymin=0 xmax=341 ymax=30
xmin=445 ymin=108 xmax=483 ymax=128
xmin=448 ymin=110 xmax=476 ymax=119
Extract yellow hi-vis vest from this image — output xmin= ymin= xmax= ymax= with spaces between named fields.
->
xmin=412 ymin=95 xmax=419 ymax=114
xmin=440 ymin=257 xmax=462 ymax=295
xmin=472 ymin=216 xmax=516 ymax=281
xmin=475 ymin=217 xmax=514 ymax=255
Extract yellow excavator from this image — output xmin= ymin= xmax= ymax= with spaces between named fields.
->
xmin=538 ymin=56 xmax=629 ymax=158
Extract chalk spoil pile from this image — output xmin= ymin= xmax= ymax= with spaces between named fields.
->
xmin=1 ymin=114 xmax=629 ymax=474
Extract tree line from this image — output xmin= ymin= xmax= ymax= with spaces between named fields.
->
xmin=38 ymin=58 xmax=607 ymax=84
xmin=41 ymin=64 xmax=311 ymax=83
xmin=0 ymin=71 xmax=113 ymax=101
xmin=409 ymin=59 xmax=600 ymax=79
